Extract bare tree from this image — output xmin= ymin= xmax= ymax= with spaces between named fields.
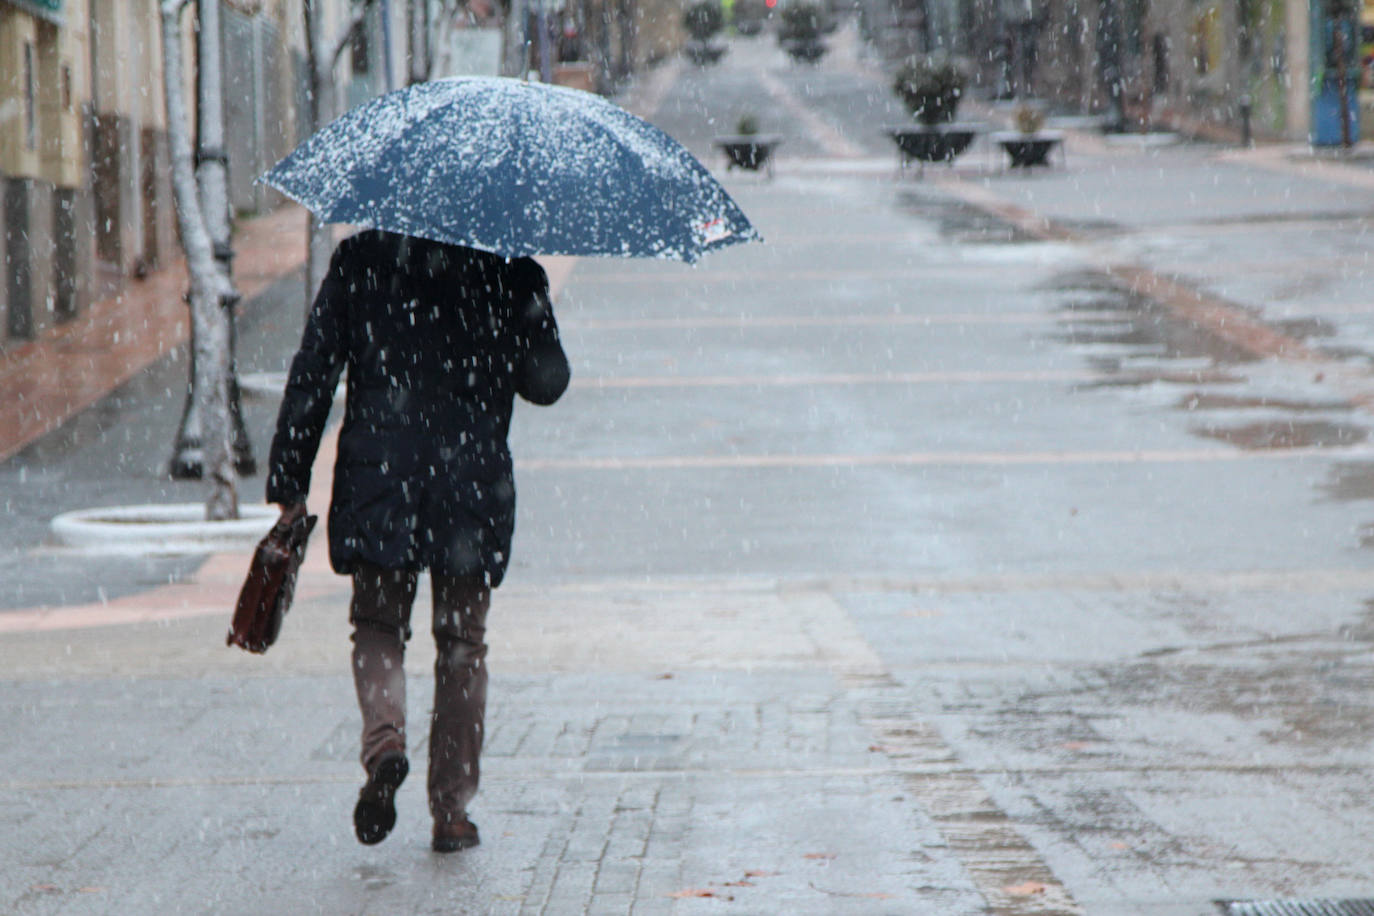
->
xmin=302 ymin=0 xmax=371 ymax=306
xmin=160 ymin=0 xmax=239 ymax=520
xmin=170 ymin=0 xmax=257 ymax=481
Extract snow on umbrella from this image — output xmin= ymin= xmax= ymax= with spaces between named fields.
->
xmin=261 ymin=76 xmax=761 ymax=263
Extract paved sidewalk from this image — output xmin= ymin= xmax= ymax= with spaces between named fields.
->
xmin=0 ymin=68 xmax=1096 ymax=911
xmin=12 ymin=32 xmax=1374 ymax=916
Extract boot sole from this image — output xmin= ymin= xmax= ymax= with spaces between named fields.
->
xmin=432 ymin=831 xmax=480 ymax=853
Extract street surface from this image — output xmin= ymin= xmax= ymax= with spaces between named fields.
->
xmin=6 ymin=22 xmax=1374 ymax=916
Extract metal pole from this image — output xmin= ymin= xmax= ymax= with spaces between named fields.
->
xmin=381 ymin=0 xmax=396 ymax=90
xmin=538 ymin=2 xmax=553 ymax=82
xmin=408 ymin=0 xmax=429 ymax=83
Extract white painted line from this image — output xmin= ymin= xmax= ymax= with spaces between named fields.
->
xmin=563 ymin=312 xmax=1066 ymax=330
xmin=490 ymin=567 xmax=1374 ymax=597
xmin=516 ymin=444 xmax=1372 ymax=471
xmin=568 ymin=368 xmax=1228 ymax=389
xmin=567 ymin=265 xmax=1043 ymax=284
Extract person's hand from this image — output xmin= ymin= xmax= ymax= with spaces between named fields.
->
xmin=277 ymin=502 xmax=308 ymax=524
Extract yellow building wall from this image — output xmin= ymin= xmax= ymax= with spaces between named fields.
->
xmin=0 ymin=10 xmax=42 ymax=179
xmin=37 ymin=18 xmax=88 ymax=187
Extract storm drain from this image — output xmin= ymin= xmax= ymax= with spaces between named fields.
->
xmin=1219 ymin=901 xmax=1374 ymax=916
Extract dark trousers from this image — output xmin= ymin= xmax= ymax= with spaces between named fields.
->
xmin=350 ymin=563 xmax=490 ymax=823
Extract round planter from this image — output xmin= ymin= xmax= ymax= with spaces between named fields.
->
xmin=51 ymin=503 xmax=278 ymax=555
xmin=684 ymin=40 xmax=726 ymax=65
xmin=713 ymin=134 xmax=783 ymax=173
xmin=888 ymin=124 xmax=981 ymax=165
xmin=783 ymin=38 xmax=827 ymax=63
xmin=991 ymin=130 xmax=1064 ymax=167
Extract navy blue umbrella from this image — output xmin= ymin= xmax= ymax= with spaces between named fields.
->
xmin=261 ymin=77 xmax=760 ymax=263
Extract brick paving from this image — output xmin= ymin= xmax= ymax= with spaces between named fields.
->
xmin=10 ymin=30 xmax=1374 ymax=916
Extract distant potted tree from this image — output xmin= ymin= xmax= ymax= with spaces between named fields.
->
xmin=733 ymin=0 xmax=767 ymax=35
xmin=683 ymin=0 xmax=727 ymax=65
xmin=888 ymin=54 xmax=981 ymax=168
xmin=714 ymin=113 xmax=783 ymax=175
xmin=779 ymin=2 xmax=827 ymax=63
xmin=992 ymin=102 xmax=1064 ymax=167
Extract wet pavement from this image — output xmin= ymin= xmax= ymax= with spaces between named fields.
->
xmin=8 ymin=21 xmax=1374 ymax=916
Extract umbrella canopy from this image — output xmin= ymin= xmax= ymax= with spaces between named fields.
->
xmin=261 ymin=77 xmax=761 ymax=263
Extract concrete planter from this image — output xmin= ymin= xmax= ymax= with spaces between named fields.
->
xmin=783 ymin=38 xmax=827 ymax=63
xmin=51 ymin=504 xmax=278 ymax=555
xmin=713 ymin=134 xmax=783 ymax=174
xmin=991 ymin=130 xmax=1065 ymax=168
xmin=888 ymin=123 xmax=982 ymax=166
xmin=684 ymin=41 xmax=727 ymax=65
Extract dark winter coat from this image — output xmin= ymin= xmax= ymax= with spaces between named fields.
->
xmin=266 ymin=230 xmax=570 ymax=586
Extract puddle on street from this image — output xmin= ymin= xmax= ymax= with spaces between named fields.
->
xmin=1050 ymin=283 xmax=1258 ymax=366
xmin=1088 ymin=659 xmax=1374 ymax=748
xmin=1047 ymin=271 xmax=1370 ymax=456
xmin=1191 ymin=420 xmax=1367 ymax=450
xmin=1080 ymin=368 xmax=1248 ymax=389
xmin=1039 ymin=270 xmax=1123 ymax=294
xmin=1052 ymin=218 xmax=1124 ymax=238
xmin=1316 ymin=464 xmax=1374 ymax=556
xmin=1273 ymin=317 xmax=1339 ymax=341
xmin=1177 ymin=392 xmax=1352 ymax=412
xmin=1312 ymin=342 xmax=1374 ymax=362
xmin=1319 ymin=462 xmax=1374 ymax=502
xmin=1044 ymin=271 xmax=1258 ymax=390
xmin=896 ymin=190 xmax=1034 ymax=244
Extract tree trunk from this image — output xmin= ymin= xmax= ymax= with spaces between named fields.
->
xmin=196 ymin=0 xmax=234 ymax=272
xmin=303 ymin=0 xmax=337 ymax=311
xmin=194 ymin=0 xmax=253 ymax=473
xmin=170 ymin=0 xmax=255 ymax=480
xmin=161 ymin=0 xmax=239 ymax=521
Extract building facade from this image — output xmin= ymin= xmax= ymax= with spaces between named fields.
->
xmin=901 ymin=0 xmax=1333 ymax=142
xmin=0 ymin=0 xmax=333 ymax=352
xmin=2 ymin=0 xmax=95 ymax=342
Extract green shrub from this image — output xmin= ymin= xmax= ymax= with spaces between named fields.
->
xmin=1012 ymin=104 xmax=1045 ymax=133
xmin=779 ymin=2 xmax=824 ymax=42
xmin=683 ymin=1 xmax=725 ymax=40
xmin=892 ymin=54 xmax=968 ymax=126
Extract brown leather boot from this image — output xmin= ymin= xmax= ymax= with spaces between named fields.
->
xmin=353 ymin=751 xmax=408 ymax=845
xmin=432 ymin=816 xmax=480 ymax=853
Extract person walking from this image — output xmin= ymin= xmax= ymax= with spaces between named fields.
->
xmin=266 ymin=229 xmax=570 ymax=852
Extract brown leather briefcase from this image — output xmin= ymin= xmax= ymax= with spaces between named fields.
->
xmin=228 ymin=507 xmax=318 ymax=653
